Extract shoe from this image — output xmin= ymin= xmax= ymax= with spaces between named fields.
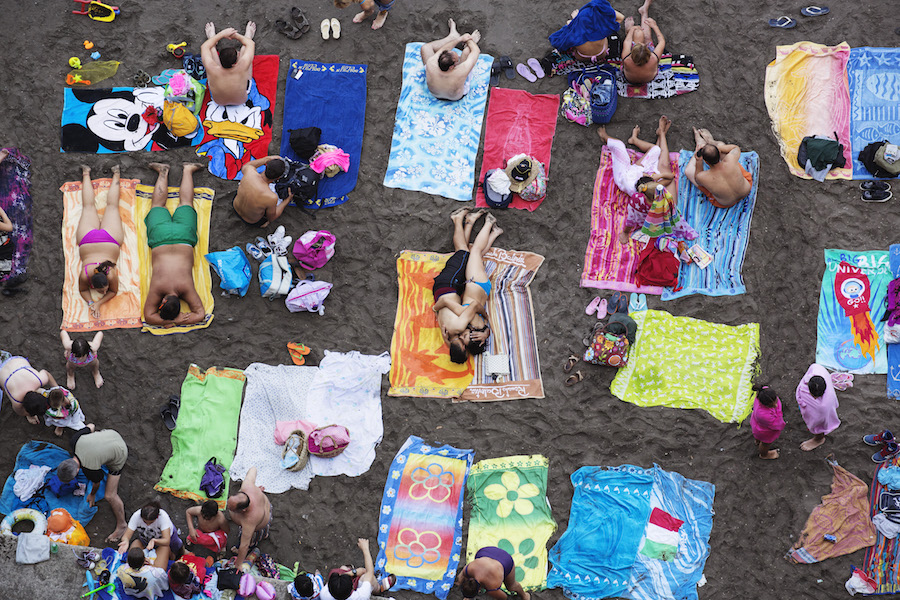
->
xmin=255 ymin=236 xmax=274 ymax=256
xmin=609 ymin=291 xmax=625 ymax=314
xmin=275 ymin=18 xmax=303 ymax=40
xmin=563 ymin=355 xmax=579 ymax=373
xmin=527 ymin=57 xmax=546 ymax=79
xmin=864 ymin=429 xmax=895 ymax=446
xmin=246 ymin=243 xmax=265 ymax=261
xmin=585 ymin=297 xmax=602 ymax=316
xmin=862 ymin=189 xmax=892 ymax=202
xmin=873 ymin=442 xmax=900 ymax=463
xmin=596 ymin=298 xmax=608 ymax=319
xmin=291 ymin=7 xmax=311 ymax=33
xmin=800 ymin=5 xmax=829 ymax=16
xmin=490 ymin=59 xmax=501 ymax=86
xmin=860 ymin=181 xmax=891 ymax=192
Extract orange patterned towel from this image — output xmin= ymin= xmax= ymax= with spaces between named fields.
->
xmin=60 ymin=178 xmax=142 ymax=332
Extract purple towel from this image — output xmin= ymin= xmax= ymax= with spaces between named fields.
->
xmin=0 ymin=148 xmax=33 ymax=287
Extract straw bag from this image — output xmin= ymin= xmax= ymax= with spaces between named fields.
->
xmin=308 ymin=425 xmax=350 ymax=458
xmin=281 ymin=430 xmax=310 ymax=472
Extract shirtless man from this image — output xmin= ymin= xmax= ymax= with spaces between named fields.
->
xmin=685 ymin=128 xmax=753 ymax=209
xmin=433 ymin=209 xmax=502 ymax=363
xmin=0 ymin=353 xmax=56 ymax=420
xmin=621 ymin=0 xmax=665 ymax=84
xmin=201 ymin=22 xmax=256 ymax=106
xmin=186 ymin=499 xmax=229 ymax=556
xmin=233 ymin=156 xmax=292 ymax=227
xmin=421 ymin=19 xmax=482 ymax=102
xmin=228 ymin=466 xmax=272 ymax=567
xmin=143 ymin=163 xmax=206 ymax=328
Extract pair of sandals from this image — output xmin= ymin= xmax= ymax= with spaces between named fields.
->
xmin=768 ymin=5 xmax=829 ymax=29
xmin=490 ymin=56 xmax=515 ymax=86
xmin=160 ymin=395 xmax=180 ymax=431
xmin=276 ymin=7 xmax=311 ymax=39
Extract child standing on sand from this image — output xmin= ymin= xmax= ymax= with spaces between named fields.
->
xmin=333 ymin=0 xmax=396 ymax=30
xmin=750 ymin=384 xmax=785 ymax=460
xmin=796 ymin=363 xmax=841 ymax=451
xmin=61 ymin=330 xmax=104 ymax=389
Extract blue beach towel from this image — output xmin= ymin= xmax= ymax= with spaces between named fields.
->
xmin=549 ymin=0 xmax=620 ymax=52
xmin=661 ymin=151 xmax=759 ymax=300
xmin=280 ymin=60 xmax=367 ymax=209
xmin=888 ymin=244 xmax=900 ymax=400
xmin=847 ymin=47 xmax=900 ymax=180
xmin=383 ymin=43 xmax=493 ymax=201
xmin=0 ymin=441 xmax=106 ymax=524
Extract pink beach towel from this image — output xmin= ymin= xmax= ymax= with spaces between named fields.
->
xmin=580 ymin=147 xmax=679 ymax=294
xmin=475 ymin=88 xmax=560 ymax=212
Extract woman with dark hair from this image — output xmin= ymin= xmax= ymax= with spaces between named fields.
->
xmin=796 ymin=364 xmax=841 ymax=451
xmin=77 ymin=165 xmax=123 ymax=319
xmin=118 ymin=498 xmax=183 ymax=568
xmin=457 ymin=546 xmax=530 ymax=600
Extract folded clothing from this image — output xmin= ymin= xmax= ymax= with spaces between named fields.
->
xmin=310 ymin=144 xmax=350 ymax=177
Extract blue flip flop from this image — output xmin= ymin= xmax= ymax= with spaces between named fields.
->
xmin=629 ymin=293 xmax=648 ymax=312
xmin=800 ymin=6 xmax=829 ymax=16
xmin=768 ymin=16 xmax=797 ymax=28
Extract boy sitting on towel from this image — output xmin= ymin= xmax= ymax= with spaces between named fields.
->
xmin=117 ymin=547 xmax=169 ymax=599
xmin=185 ymin=499 xmax=228 ymax=557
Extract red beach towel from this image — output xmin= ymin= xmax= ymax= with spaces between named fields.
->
xmin=475 ymin=88 xmax=560 ymax=211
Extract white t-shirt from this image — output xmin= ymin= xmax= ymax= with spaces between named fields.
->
xmin=320 ymin=580 xmax=372 ymax=600
xmin=127 ymin=509 xmax=175 ymax=544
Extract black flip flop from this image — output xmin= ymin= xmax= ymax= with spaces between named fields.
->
xmin=490 ymin=59 xmax=501 ymax=86
xmin=499 ymin=56 xmax=515 ymax=80
xmin=160 ymin=394 xmax=180 ymax=431
xmin=291 ymin=7 xmax=311 ymax=33
xmin=275 ymin=18 xmax=303 ymax=39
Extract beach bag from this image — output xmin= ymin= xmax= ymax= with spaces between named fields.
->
xmin=583 ymin=322 xmax=630 ymax=367
xmin=281 ymin=430 xmax=310 ymax=472
xmin=259 ymin=255 xmax=292 ymax=300
xmin=199 ymin=457 xmax=226 ymax=498
xmin=217 ymin=567 xmax=242 ymax=590
xmin=292 ymin=230 xmax=336 ymax=270
xmin=164 ymin=70 xmax=206 ymax=116
xmin=289 ymin=127 xmax=322 ymax=161
xmin=859 ymin=141 xmax=893 ymax=178
xmin=275 ymin=159 xmax=320 ymax=205
xmin=561 ymin=86 xmax=592 ymax=126
xmin=162 ymin=100 xmax=200 ymax=137
xmin=308 ymin=424 xmax=350 ymax=457
xmin=205 ymin=246 xmax=252 ymax=297
xmin=875 ymin=144 xmax=900 ymax=176
xmin=517 ymin=161 xmax=548 ymax=202
xmin=285 ymin=280 xmax=332 ymax=314
xmin=589 ymin=69 xmax=617 ymax=125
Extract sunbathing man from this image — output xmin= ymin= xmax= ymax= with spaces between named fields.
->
xmin=1 ymin=353 xmax=56 ymax=420
xmin=550 ymin=0 xmax=625 ymax=63
xmin=227 ymin=466 xmax=272 ymax=568
xmin=201 ymin=22 xmax=256 ymax=106
xmin=233 ymin=156 xmax=293 ymax=227
xmin=684 ymin=128 xmax=752 ymax=209
xmin=421 ymin=19 xmax=482 ymax=102
xmin=621 ymin=0 xmax=665 ymax=84
xmin=143 ymin=163 xmax=206 ymax=328
xmin=433 ymin=209 xmax=502 ymax=363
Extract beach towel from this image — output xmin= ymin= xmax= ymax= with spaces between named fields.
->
xmin=864 ymin=456 xmax=900 ymax=592
xmin=135 ymin=183 xmax=214 ymax=335
xmin=106 ymin=550 xmax=215 ymax=600
xmin=610 ymin=309 xmax=760 ymax=423
xmin=60 ymin=178 xmax=142 ymax=331
xmin=764 ymin=42 xmax=852 ymax=180
xmin=0 ymin=148 xmax=32 ymax=286
xmin=388 ymin=249 xmax=545 ymax=401
xmin=466 ymin=455 xmax=557 ymax=591
xmin=788 ymin=457 xmax=876 ymax=563
xmin=474 ymin=88 xmax=560 ymax=212
xmin=661 ymin=151 xmax=759 ymax=300
xmin=0 ymin=441 xmax=106 ymax=524
xmin=60 ymin=87 xmax=202 ymax=153
xmin=154 ymin=365 xmax=245 ymax=508
xmin=610 ymin=54 xmax=700 ymax=98
xmin=888 ymin=245 xmax=900 ymax=400
xmin=375 ymin=436 xmax=474 ymax=599
xmin=196 ymin=55 xmax=279 ymax=181
xmin=580 ymin=147 xmax=679 ymax=294
xmin=847 ymin=46 xmax=900 ymax=180
xmin=279 ymin=60 xmax=366 ymax=208
xmin=384 ymin=43 xmax=493 ymax=201
xmin=548 ymin=0 xmax=619 ymax=51
xmin=816 ymin=249 xmax=889 ymax=374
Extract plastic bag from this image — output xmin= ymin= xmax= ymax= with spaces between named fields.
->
xmin=286 ymin=280 xmax=332 ymax=314
xmin=205 ymin=246 xmax=251 ymax=297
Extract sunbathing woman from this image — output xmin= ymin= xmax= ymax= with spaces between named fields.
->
xmin=550 ymin=0 xmax=625 ymax=64
xmin=0 ymin=352 xmax=56 ymax=420
xmin=77 ymin=165 xmax=123 ymax=319
xmin=457 ymin=546 xmax=530 ymax=600
xmin=620 ymin=0 xmax=666 ymax=84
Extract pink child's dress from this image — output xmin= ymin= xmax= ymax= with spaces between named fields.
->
xmin=750 ymin=396 xmax=785 ymax=444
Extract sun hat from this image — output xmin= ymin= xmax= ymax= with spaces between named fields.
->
xmin=503 ymin=154 xmax=539 ymax=193
xmin=483 ymin=169 xmax=512 ymax=208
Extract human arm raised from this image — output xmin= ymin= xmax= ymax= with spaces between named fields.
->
xmin=200 ymin=26 xmax=237 ymax=68
xmin=644 ymin=17 xmax=665 ymax=56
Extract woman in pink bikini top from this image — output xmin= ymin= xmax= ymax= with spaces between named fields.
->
xmin=77 ymin=165 xmax=124 ymax=318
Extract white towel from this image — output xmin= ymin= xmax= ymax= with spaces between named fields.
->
xmin=14 ymin=465 xmax=50 ymax=501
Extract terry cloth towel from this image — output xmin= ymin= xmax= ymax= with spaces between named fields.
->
xmin=661 ymin=151 xmax=759 ymax=300
xmin=796 ymin=363 xmax=841 ymax=436
xmin=847 ymin=46 xmax=900 ymax=180
xmin=0 ymin=148 xmax=33 ymax=286
xmin=60 ymin=178 xmax=142 ymax=331
xmin=384 ymin=43 xmax=493 ymax=201
xmin=888 ymin=245 xmax=900 ymax=400
xmin=106 ymin=549 xmax=217 ymax=600
xmin=864 ymin=456 xmax=900 ymax=592
xmin=279 ymin=60 xmax=366 ymax=208
xmin=466 ymin=455 xmax=557 ymax=591
xmin=196 ymin=55 xmax=279 ymax=181
xmin=548 ymin=466 xmax=654 ymax=599
xmin=609 ymin=54 xmax=700 ymax=98
xmin=580 ymin=147 xmax=679 ymax=294
xmin=135 ymin=183 xmax=215 ymax=335
xmin=549 ymin=0 xmax=619 ymax=51
xmin=60 ymin=87 xmax=203 ymax=153
xmin=788 ymin=458 xmax=876 ymax=564
xmin=764 ymin=42 xmax=852 ymax=180
xmin=815 ymin=249 xmax=889 ymax=374
xmin=0 ymin=441 xmax=106 ymax=525
xmin=610 ymin=309 xmax=760 ymax=423
xmin=154 ymin=365 xmax=245 ymax=508
xmin=474 ymin=88 xmax=560 ymax=212
xmin=375 ymin=435 xmax=474 ymax=600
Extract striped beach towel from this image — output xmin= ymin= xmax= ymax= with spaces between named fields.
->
xmin=610 ymin=54 xmax=700 ymax=98
xmin=376 ymin=436 xmax=474 ymax=599
xmin=848 ymin=46 xmax=900 ymax=180
xmin=864 ymin=456 xmax=900 ymax=592
xmin=661 ymin=151 xmax=759 ymax=300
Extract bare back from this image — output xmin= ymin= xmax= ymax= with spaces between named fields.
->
xmin=232 ymin=483 xmax=270 ymax=533
xmin=144 ymin=245 xmax=202 ymax=322
xmin=425 ymin=59 xmax=470 ymax=101
xmin=233 ymin=169 xmax=277 ymax=224
xmin=208 ymin=64 xmax=252 ymax=106
xmin=0 ymin=357 xmax=45 ymax=403
xmin=697 ymin=149 xmax=752 ymax=207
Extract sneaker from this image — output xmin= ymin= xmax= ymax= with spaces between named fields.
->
xmin=859 ymin=181 xmax=891 ymax=192
xmin=862 ymin=189 xmax=892 ymax=202
xmin=864 ymin=429 xmax=895 ymax=446
xmin=873 ymin=442 xmax=900 ymax=463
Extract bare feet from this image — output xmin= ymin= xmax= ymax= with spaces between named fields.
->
xmin=205 ymin=22 xmax=215 ymax=40
xmin=94 ymin=371 xmax=104 ymax=388
xmin=759 ymin=449 xmax=780 ymax=459
xmin=450 ymin=207 xmax=470 ymax=221
xmin=470 ymin=30 xmax=481 ymax=44
xmin=67 ymin=373 xmax=76 ymax=390
xmin=448 ymin=18 xmax=458 ymax=36
xmin=638 ymin=0 xmax=653 ymax=20
xmin=106 ymin=526 xmax=127 ymax=544
xmin=149 ymin=162 xmax=169 ymax=175
xmin=54 ymin=427 xmax=64 ymax=437
xmin=81 ymin=164 xmax=91 ymax=176
xmin=800 ymin=435 xmax=826 ymax=451
xmin=484 ymin=212 xmax=497 ymax=227
xmin=110 ymin=164 xmax=120 ymax=176
xmin=465 ymin=209 xmax=486 ymax=226
xmin=492 ymin=225 xmax=503 ymax=236
xmin=0 ymin=149 xmax=8 ymax=164
xmin=352 ymin=10 xmax=368 ymax=24
xmin=597 ymin=126 xmax=609 ymax=144
xmin=372 ymin=10 xmax=388 ymax=30
xmin=692 ymin=127 xmax=705 ymax=150
xmin=623 ymin=16 xmax=635 ymax=31
xmin=245 ymin=21 xmax=256 ymax=39
xmin=183 ymin=162 xmax=205 ymax=173
xmin=627 ymin=125 xmax=641 ymax=146
xmin=657 ymin=115 xmax=671 ymax=136
xmin=697 ymin=128 xmax=714 ymax=144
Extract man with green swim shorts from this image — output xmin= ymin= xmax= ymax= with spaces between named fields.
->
xmin=143 ymin=163 xmax=207 ymax=327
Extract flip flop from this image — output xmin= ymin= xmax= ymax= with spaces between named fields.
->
xmin=499 ymin=56 xmax=515 ymax=79
xmin=768 ymin=16 xmax=797 ymax=28
xmin=276 ymin=18 xmax=303 ymax=39
xmin=565 ymin=371 xmax=584 ymax=387
xmin=291 ymin=7 xmax=311 ymax=33
xmin=516 ymin=63 xmax=537 ymax=82
xmin=527 ymin=58 xmax=546 ymax=79
xmin=321 ymin=19 xmax=331 ymax=40
xmin=629 ymin=293 xmax=648 ymax=312
xmin=563 ymin=355 xmax=579 ymax=374
xmin=585 ymin=297 xmax=602 ymax=316
xmin=331 ymin=18 xmax=341 ymax=39
xmin=800 ymin=5 xmax=829 ymax=16
xmin=609 ymin=291 xmax=625 ymax=314
xmin=489 ymin=59 xmax=501 ymax=86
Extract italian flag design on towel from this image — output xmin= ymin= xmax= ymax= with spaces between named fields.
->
xmin=639 ymin=507 xmax=684 ymax=561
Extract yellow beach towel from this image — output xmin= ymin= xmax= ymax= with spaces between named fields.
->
xmin=135 ymin=184 xmax=215 ymax=335
xmin=60 ymin=178 xmax=142 ymax=332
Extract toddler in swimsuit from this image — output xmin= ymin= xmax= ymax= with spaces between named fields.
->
xmin=61 ymin=330 xmax=104 ymax=389
xmin=22 ymin=386 xmax=92 ymax=436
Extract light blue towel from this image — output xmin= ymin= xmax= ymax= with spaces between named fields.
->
xmin=383 ymin=43 xmax=493 ymax=201
xmin=848 ymin=47 xmax=900 ymax=180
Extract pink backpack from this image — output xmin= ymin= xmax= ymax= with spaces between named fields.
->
xmin=292 ymin=230 xmax=336 ymax=270
xmin=308 ymin=424 xmax=350 ymax=458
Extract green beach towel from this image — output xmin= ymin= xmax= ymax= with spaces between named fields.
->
xmin=155 ymin=364 xmax=245 ymax=507
xmin=466 ymin=455 xmax=557 ymax=591
xmin=610 ymin=309 xmax=759 ymax=423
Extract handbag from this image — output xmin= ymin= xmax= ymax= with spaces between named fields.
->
xmin=583 ymin=322 xmax=630 ymax=367
xmin=217 ymin=567 xmax=242 ymax=590
xmin=561 ymin=86 xmax=592 ymax=126
xmin=281 ymin=430 xmax=310 ymax=472
xmin=308 ymin=424 xmax=350 ymax=458
xmin=292 ymin=230 xmax=336 ymax=270
xmin=199 ymin=457 xmax=226 ymax=498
